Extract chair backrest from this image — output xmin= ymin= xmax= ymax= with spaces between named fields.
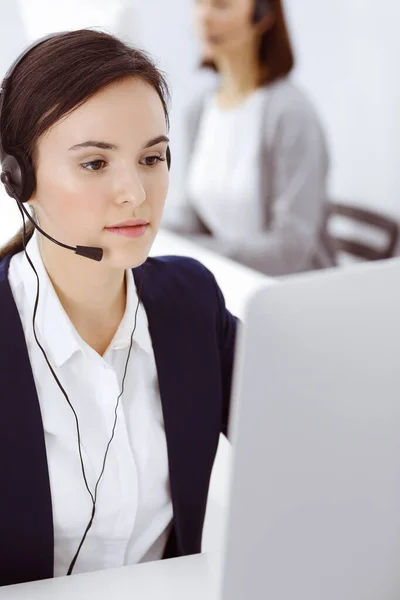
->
xmin=328 ymin=202 xmax=400 ymax=261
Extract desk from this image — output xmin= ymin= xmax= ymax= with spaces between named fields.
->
xmin=0 ymin=554 xmax=220 ymax=600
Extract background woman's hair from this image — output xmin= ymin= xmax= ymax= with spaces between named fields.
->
xmin=0 ymin=28 xmax=170 ymax=261
xmin=200 ymin=0 xmax=294 ymax=84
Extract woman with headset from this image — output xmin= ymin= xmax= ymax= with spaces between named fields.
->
xmin=164 ymin=0 xmax=336 ymax=276
xmin=0 ymin=29 xmax=236 ymax=586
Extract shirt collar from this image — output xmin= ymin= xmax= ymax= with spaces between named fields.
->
xmin=106 ymin=266 xmax=140 ymax=352
xmin=15 ymin=233 xmax=84 ymax=367
xmin=12 ymin=233 xmax=150 ymax=367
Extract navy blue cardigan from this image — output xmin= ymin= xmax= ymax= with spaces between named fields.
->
xmin=0 ymin=253 xmax=237 ymax=587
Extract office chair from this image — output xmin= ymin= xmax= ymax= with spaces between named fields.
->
xmin=328 ymin=202 xmax=400 ymax=262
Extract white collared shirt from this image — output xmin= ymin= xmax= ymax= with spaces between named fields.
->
xmin=8 ymin=233 xmax=173 ymax=577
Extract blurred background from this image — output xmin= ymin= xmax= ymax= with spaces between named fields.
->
xmin=1 ymin=0 xmax=400 ymax=265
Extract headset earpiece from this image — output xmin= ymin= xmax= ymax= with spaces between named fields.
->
xmin=166 ymin=145 xmax=171 ymax=171
xmin=253 ymin=0 xmax=272 ymax=24
xmin=0 ymin=149 xmax=34 ymax=203
xmin=0 ymin=170 xmax=15 ymax=199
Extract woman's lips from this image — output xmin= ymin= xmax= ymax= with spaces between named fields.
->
xmin=104 ymin=224 xmax=149 ymax=238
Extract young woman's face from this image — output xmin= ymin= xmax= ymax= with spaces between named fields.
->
xmin=194 ymin=0 xmax=258 ymax=59
xmin=29 ymin=77 xmax=169 ymax=269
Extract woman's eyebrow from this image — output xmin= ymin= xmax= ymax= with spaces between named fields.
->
xmin=143 ymin=135 xmax=169 ymax=148
xmin=68 ymin=141 xmax=118 ymax=151
xmin=68 ymin=135 xmax=169 ymax=152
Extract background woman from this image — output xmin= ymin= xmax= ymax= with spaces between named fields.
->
xmin=164 ymin=0 xmax=336 ymax=276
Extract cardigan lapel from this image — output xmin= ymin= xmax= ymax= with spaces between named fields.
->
xmin=133 ymin=260 xmax=222 ymax=557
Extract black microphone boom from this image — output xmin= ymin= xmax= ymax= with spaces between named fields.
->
xmin=75 ymin=245 xmax=104 ymax=261
xmin=17 ymin=196 xmax=103 ymax=262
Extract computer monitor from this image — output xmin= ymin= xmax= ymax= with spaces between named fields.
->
xmin=221 ymin=259 xmax=400 ymax=599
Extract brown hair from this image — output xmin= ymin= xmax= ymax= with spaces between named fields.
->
xmin=200 ymin=0 xmax=294 ymax=85
xmin=0 ymin=28 xmax=170 ymax=261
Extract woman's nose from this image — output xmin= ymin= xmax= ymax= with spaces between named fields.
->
xmin=115 ymin=169 xmax=146 ymax=207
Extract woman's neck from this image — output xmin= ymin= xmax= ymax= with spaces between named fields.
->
xmin=39 ymin=236 xmax=127 ymax=355
xmin=214 ymin=40 xmax=265 ymax=109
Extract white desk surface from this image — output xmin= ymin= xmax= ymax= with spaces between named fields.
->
xmin=0 ymin=554 xmax=221 ymax=600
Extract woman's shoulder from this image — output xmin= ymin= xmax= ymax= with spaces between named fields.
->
xmin=137 ymin=254 xmax=230 ymax=321
xmin=146 ymin=253 xmax=211 ymax=275
xmin=0 ymin=253 xmax=12 ymax=284
xmin=263 ymin=76 xmax=326 ymax=139
xmin=140 ymin=254 xmax=218 ymax=295
xmin=265 ymin=76 xmax=321 ymax=121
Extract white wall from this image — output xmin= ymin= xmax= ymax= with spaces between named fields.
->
xmin=17 ymin=0 xmax=124 ymax=38
xmin=0 ymin=1 xmax=27 ymax=80
xmin=285 ymin=0 xmax=400 ymax=219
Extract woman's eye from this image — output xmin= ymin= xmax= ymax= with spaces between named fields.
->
xmin=80 ymin=160 xmax=107 ymax=172
xmin=141 ymin=155 xmax=166 ymax=167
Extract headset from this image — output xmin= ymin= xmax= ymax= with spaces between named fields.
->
xmin=0 ymin=32 xmax=171 ymax=263
xmin=253 ymin=0 xmax=272 ymax=24
xmin=200 ymin=0 xmax=272 ymax=49
xmin=0 ymin=32 xmax=160 ymax=576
